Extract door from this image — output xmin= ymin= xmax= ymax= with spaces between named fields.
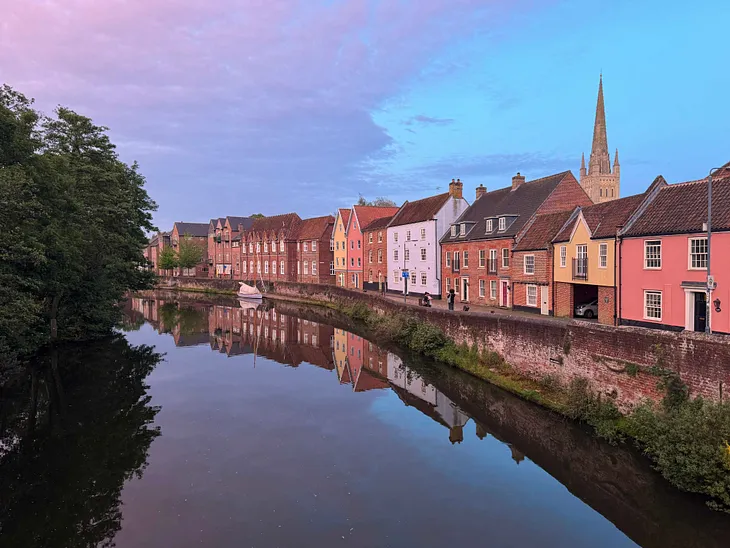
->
xmin=501 ymin=281 xmax=509 ymax=307
xmin=540 ymin=286 xmax=549 ymax=315
xmin=462 ymin=277 xmax=469 ymax=302
xmin=355 ymin=273 xmax=359 ymax=289
xmin=694 ymin=292 xmax=707 ymax=332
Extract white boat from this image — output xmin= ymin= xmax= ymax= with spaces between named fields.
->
xmin=237 ymin=282 xmax=263 ymax=300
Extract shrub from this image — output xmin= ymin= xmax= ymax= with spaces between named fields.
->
xmin=539 ymin=374 xmax=561 ymax=393
xmin=409 ymin=322 xmax=448 ymax=356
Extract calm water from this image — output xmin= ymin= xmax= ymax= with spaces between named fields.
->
xmin=2 ymin=293 xmax=729 ymax=547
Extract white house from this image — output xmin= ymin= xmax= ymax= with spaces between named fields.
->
xmin=387 ymin=180 xmax=469 ymax=297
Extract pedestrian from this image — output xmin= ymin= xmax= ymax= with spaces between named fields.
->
xmin=447 ymin=289 xmax=455 ymax=311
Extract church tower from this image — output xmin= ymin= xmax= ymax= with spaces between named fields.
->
xmin=579 ymin=75 xmax=620 ymax=203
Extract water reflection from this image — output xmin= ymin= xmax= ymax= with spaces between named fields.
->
xmin=0 ymin=336 xmax=161 ymax=548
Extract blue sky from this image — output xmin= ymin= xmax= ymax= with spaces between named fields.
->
xmin=3 ymin=0 xmax=728 ymax=230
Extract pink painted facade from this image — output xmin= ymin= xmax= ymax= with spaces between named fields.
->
xmin=346 ymin=212 xmax=364 ymax=289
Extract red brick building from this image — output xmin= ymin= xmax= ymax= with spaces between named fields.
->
xmin=209 ymin=216 xmax=255 ymax=279
xmin=512 ymin=210 xmax=575 ymax=315
xmin=242 ymin=213 xmax=301 ymax=283
xmin=294 ymin=215 xmax=335 ymax=285
xmin=440 ymin=171 xmax=592 ymax=307
xmin=346 ymin=206 xmax=399 ymax=290
xmin=171 ymin=222 xmax=210 ymax=277
xmin=362 ymin=216 xmax=393 ymax=292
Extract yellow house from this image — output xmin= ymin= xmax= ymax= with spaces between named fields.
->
xmin=333 ymin=208 xmax=351 ymax=287
xmin=333 ymin=328 xmax=351 ymax=384
xmin=552 ymin=194 xmax=646 ymax=325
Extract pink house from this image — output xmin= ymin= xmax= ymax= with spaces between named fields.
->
xmin=345 ymin=205 xmax=399 ymax=290
xmin=619 ymin=164 xmax=730 ymax=333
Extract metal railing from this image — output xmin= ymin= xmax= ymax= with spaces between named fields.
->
xmin=572 ymin=258 xmax=588 ymax=280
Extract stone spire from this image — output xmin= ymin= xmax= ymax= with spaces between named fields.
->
xmin=589 ymin=74 xmax=611 ymax=175
xmin=580 ymin=152 xmax=586 ymax=178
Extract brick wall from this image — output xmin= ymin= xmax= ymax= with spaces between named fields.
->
xmin=555 ymin=281 xmax=574 ymax=318
xmin=441 ymin=238 xmax=512 ymax=305
xmin=512 ymin=249 xmax=552 ymax=313
xmin=363 ymin=228 xmax=388 ymax=291
xmin=598 ymin=286 xmax=615 ymax=326
xmin=537 ymin=174 xmax=594 ymax=214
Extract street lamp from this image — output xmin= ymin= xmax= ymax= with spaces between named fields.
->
xmin=706 ymin=167 xmax=724 ymax=334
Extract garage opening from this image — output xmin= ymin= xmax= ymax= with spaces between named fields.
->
xmin=573 ymin=284 xmax=598 ymax=319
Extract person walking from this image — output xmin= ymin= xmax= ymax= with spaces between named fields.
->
xmin=447 ymin=289 xmax=455 ymax=311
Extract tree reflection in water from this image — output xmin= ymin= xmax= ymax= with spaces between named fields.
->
xmin=0 ymin=336 xmax=162 ymax=548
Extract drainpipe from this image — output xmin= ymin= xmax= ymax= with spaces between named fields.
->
xmin=614 ymin=232 xmax=620 ymax=326
xmin=434 ymin=219 xmax=441 ymax=297
xmin=706 ymin=168 xmax=723 ymax=335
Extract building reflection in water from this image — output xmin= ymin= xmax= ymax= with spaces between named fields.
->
xmin=130 ymin=296 xmax=477 ymax=445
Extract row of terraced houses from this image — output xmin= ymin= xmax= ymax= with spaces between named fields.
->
xmin=145 ymin=77 xmax=730 ymax=335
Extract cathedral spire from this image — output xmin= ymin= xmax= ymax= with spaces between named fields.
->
xmin=589 ymin=74 xmax=611 ymax=175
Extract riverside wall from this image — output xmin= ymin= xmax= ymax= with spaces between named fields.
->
xmin=157 ymin=277 xmax=730 ymax=408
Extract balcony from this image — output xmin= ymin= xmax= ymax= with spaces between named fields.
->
xmin=488 ymin=259 xmax=497 ymax=274
xmin=572 ymin=258 xmax=588 ymax=281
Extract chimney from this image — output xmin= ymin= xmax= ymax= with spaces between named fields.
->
xmin=512 ymin=172 xmax=525 ymax=191
xmin=475 ymin=184 xmax=487 ymax=200
xmin=449 ymin=178 xmax=463 ymax=199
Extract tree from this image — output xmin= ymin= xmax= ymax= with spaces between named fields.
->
xmin=250 ymin=213 xmax=265 ymax=218
xmin=176 ymin=235 xmax=203 ymax=275
xmin=356 ymin=194 xmax=397 ymax=207
xmin=157 ymin=245 xmax=178 ymax=272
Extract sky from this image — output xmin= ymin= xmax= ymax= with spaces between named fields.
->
xmin=2 ymin=0 xmax=729 ymax=230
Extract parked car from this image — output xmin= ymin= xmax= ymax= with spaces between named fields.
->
xmin=575 ymin=299 xmax=598 ymax=319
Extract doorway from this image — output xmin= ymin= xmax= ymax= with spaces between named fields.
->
xmin=500 ymin=280 xmax=509 ymax=307
xmin=540 ymin=286 xmax=549 ymax=315
xmin=694 ymin=292 xmax=707 ymax=332
xmin=461 ymin=277 xmax=469 ymax=302
xmin=355 ymin=273 xmax=359 ymax=289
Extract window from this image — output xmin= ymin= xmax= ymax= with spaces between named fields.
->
xmin=446 ymin=252 xmax=451 ymax=267
xmin=599 ymin=243 xmax=608 ymax=268
xmin=368 ymin=233 xmax=373 ymax=243
xmin=405 ymin=248 xmax=411 ymax=262
xmin=498 ymin=217 xmax=506 ymax=231
xmin=378 ymin=249 xmax=383 ymax=263
xmin=350 ymin=258 xmax=354 ymax=267
xmin=454 ymin=277 xmax=460 ymax=292
xmin=524 ymin=255 xmax=535 ymax=275
xmin=378 ymin=232 xmax=383 ymax=243
xmin=479 ymin=250 xmax=486 ymax=268
xmin=303 ymin=241 xmax=309 ymax=252
xmin=249 ymin=243 xmax=254 ymax=253
xmin=357 ymin=258 xmax=361 ymax=267
xmin=350 ymin=240 xmax=354 ymax=249
xmin=256 ymin=242 xmax=261 ymax=252
xmin=421 ymin=272 xmax=427 ymax=286
xmin=280 ymin=262 xmax=285 ymax=275
xmin=257 ymin=262 xmax=261 ymax=273
xmin=393 ymin=270 xmax=399 ymax=282
xmin=490 ymin=249 xmax=497 ymax=273
xmin=420 ymin=248 xmax=426 ymax=261
xmin=264 ymin=261 xmax=269 ymax=274
xmin=369 ymin=250 xmax=373 ymax=264
xmin=644 ymin=290 xmax=662 ymax=320
xmin=644 ymin=240 xmax=662 ymax=269
xmin=330 ymin=262 xmax=334 ymax=275
xmin=460 ymin=223 xmax=466 ymax=236
xmin=272 ymin=261 xmax=277 ymax=274
xmin=250 ymin=260 xmax=253 ymax=273
xmin=393 ymin=250 xmax=399 ymax=261
xmin=406 ymin=230 xmax=411 ymax=241
xmin=280 ymin=241 xmax=284 ymax=252
xmin=490 ymin=280 xmax=497 ymax=300
xmin=479 ymin=279 xmax=485 ymax=297
xmin=369 ymin=270 xmax=373 ymax=282
xmin=296 ymin=241 xmax=300 ymax=251
xmin=303 ymin=262 xmax=309 ymax=274
xmin=420 ymin=228 xmax=426 ymax=240
xmin=486 ymin=219 xmax=493 ymax=232
xmin=502 ymin=248 xmax=510 ymax=268
xmin=410 ymin=271 xmax=416 ymax=284
xmin=394 ymin=232 xmax=399 ymax=243
xmin=560 ymin=246 xmax=567 ymax=268
xmin=527 ymin=284 xmax=538 ymax=306
xmin=463 ymin=251 xmax=469 ymax=268
xmin=351 ymin=274 xmax=356 ymax=284
xmin=312 ymin=240 xmax=317 ymax=251
xmin=689 ymin=238 xmax=708 ymax=269
xmin=450 ymin=226 xmax=456 ymax=237
xmin=453 ymin=251 xmax=460 ymax=270
xmin=297 ymin=261 xmax=300 ymax=274
xmin=446 ymin=278 xmax=451 ymax=292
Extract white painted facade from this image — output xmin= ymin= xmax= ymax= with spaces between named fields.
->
xmin=387 ymin=196 xmax=468 ymax=297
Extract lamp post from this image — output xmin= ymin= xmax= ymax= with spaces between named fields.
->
xmin=706 ymin=167 xmax=723 ymax=334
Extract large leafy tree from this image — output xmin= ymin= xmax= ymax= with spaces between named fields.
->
xmin=356 ymin=194 xmax=397 ymax=207
xmin=176 ymin=235 xmax=203 ymax=273
xmin=157 ymin=245 xmax=178 ymax=272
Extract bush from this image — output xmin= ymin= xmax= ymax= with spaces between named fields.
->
xmin=564 ymin=377 xmax=622 ymax=441
xmin=409 ymin=322 xmax=448 ymax=356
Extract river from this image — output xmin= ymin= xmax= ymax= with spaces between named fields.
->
xmin=1 ymin=291 xmax=728 ymax=547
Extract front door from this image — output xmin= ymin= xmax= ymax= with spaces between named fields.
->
xmin=501 ymin=280 xmax=509 ymax=307
xmin=462 ymin=277 xmax=469 ymax=302
xmin=694 ymin=292 xmax=707 ymax=332
xmin=540 ymin=286 xmax=549 ymax=315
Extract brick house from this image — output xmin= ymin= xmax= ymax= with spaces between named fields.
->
xmin=512 ymin=210 xmax=575 ymax=315
xmin=294 ymin=215 xmax=335 ymax=285
xmin=144 ymin=233 xmax=159 ymax=272
xmin=346 ymin=205 xmax=399 ymax=290
xmin=388 ymin=180 xmax=469 ymax=298
xmin=333 ymin=209 xmax=351 ymax=287
xmin=207 ymin=218 xmax=223 ymax=278
xmin=362 ymin=215 xmax=393 ymax=292
xmin=242 ymin=213 xmax=301 ymax=284
xmin=619 ymin=163 xmax=730 ymax=333
xmin=357 ymin=339 xmax=390 ymax=391
xmin=209 ymin=216 xmax=255 ymax=279
xmin=171 ymin=222 xmax=210 ymax=277
xmin=440 ymin=171 xmax=592 ymax=307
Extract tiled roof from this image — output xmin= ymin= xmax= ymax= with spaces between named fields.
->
xmin=354 ymin=367 xmax=389 ymax=392
xmin=250 ymin=213 xmax=301 ymax=235
xmin=148 ymin=234 xmax=159 ymax=246
xmin=362 ymin=215 xmax=394 ymax=232
xmin=514 ymin=210 xmax=575 ymax=251
xmin=337 ymin=208 xmax=351 ymax=228
xmin=622 ymin=168 xmax=730 ymax=237
xmin=441 ymin=171 xmax=575 ymax=244
xmin=226 ymin=216 xmax=255 ymax=231
xmin=174 ymin=222 xmax=209 ymax=238
xmin=553 ymin=193 xmax=648 ymax=242
xmin=388 ymin=192 xmax=451 ymax=227
xmin=293 ymin=215 xmax=335 ymax=240
xmin=353 ymin=206 xmax=400 ymax=232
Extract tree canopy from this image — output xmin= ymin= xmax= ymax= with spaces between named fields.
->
xmin=0 ymin=84 xmax=157 ymax=369
xmin=356 ymin=195 xmax=397 ymax=207
xmin=176 ymin=235 xmax=204 ymax=271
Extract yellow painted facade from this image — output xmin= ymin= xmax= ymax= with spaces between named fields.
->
xmin=333 ymin=328 xmax=349 ymax=382
xmin=333 ymin=210 xmax=350 ymax=287
xmin=552 ymin=216 xmax=616 ymax=288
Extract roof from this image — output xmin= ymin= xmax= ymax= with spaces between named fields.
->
xmin=514 ymin=210 xmax=575 ymax=252
xmin=441 ymin=171 xmax=576 ymax=244
xmin=353 ymin=366 xmax=389 ymax=392
xmin=226 ymin=216 xmax=255 ymax=231
xmin=553 ymin=193 xmax=647 ymax=242
xmin=362 ymin=215 xmax=394 ymax=232
xmin=174 ymin=222 xmax=209 ymax=238
xmin=388 ymin=192 xmax=451 ymax=228
xmin=250 ymin=213 xmax=301 ymax=235
xmin=352 ymin=206 xmax=400 ymax=232
xmin=293 ymin=215 xmax=335 ymax=240
xmin=622 ymin=167 xmax=730 ymax=237
xmin=148 ymin=234 xmax=159 ymax=246
xmin=337 ymin=208 xmax=351 ymax=228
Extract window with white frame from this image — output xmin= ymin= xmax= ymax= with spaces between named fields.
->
xmin=644 ymin=290 xmax=662 ymax=320
xmin=527 ymin=284 xmax=538 ymax=306
xmin=369 ymin=270 xmax=373 ymax=282
xmin=479 ymin=249 xmax=486 ymax=267
xmin=689 ymin=238 xmax=708 ymax=269
xmin=303 ymin=241 xmax=308 ymax=252
xmin=404 ymin=248 xmax=410 ymax=261
xmin=479 ymin=279 xmax=485 ymax=297
xmin=420 ymin=228 xmax=426 ymax=240
xmin=280 ymin=240 xmax=284 ymax=252
xmin=446 ymin=252 xmax=451 ymax=267
xmin=257 ymin=262 xmax=261 ymax=273
xmin=599 ymin=243 xmax=608 ymax=268
xmin=394 ymin=249 xmax=399 ymax=261
xmin=272 ymin=261 xmax=277 ymax=274
xmin=312 ymin=240 xmax=317 ymax=251
xmin=498 ymin=217 xmax=506 ymax=231
xmin=490 ymin=249 xmax=497 ymax=272
xmin=394 ymin=232 xmax=399 ymax=243
xmin=393 ymin=270 xmax=399 ymax=282
xmin=420 ymin=248 xmax=426 ymax=261
xmin=330 ymin=262 xmax=334 ymax=275
xmin=357 ymin=240 xmax=361 ymax=249
xmin=378 ymin=231 xmax=383 ymax=243
xmin=271 ymin=240 xmax=276 ymax=251
xmin=378 ymin=249 xmax=383 ymax=263
xmin=256 ymin=242 xmax=261 ymax=252
xmin=502 ymin=248 xmax=510 ymax=268
xmin=524 ymin=255 xmax=535 ymax=275
xmin=463 ymin=251 xmax=469 ymax=268
xmin=450 ymin=226 xmax=456 ymax=237
xmin=297 ymin=261 xmax=300 ymax=274
xmin=410 ymin=271 xmax=416 ymax=284
xmin=312 ymin=261 xmax=316 ymax=275
xmin=280 ymin=262 xmax=285 ymax=274
xmin=357 ymin=258 xmax=361 ymax=267
xmin=243 ymin=262 xmax=247 ymax=274
xmin=249 ymin=243 xmax=253 ymax=253
xmin=560 ymin=246 xmax=567 ymax=268
xmin=460 ymin=223 xmax=466 ymax=236
xmin=486 ymin=219 xmax=493 ymax=232
xmin=264 ymin=261 xmax=269 ymax=274
xmin=264 ymin=242 xmax=268 ymax=252
xmin=421 ymin=272 xmax=427 ymax=286
xmin=490 ymin=280 xmax=497 ymax=299
xmin=329 ymin=239 xmax=334 ymax=251
xmin=644 ymin=240 xmax=662 ymax=269
xmin=303 ymin=262 xmax=309 ymax=274
xmin=369 ymin=250 xmax=373 ymax=264
xmin=368 ymin=233 xmax=373 ymax=244
xmin=446 ymin=278 xmax=451 ymax=292
xmin=406 ymin=230 xmax=411 ymax=241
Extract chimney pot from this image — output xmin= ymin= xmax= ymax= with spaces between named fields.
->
xmin=512 ymin=172 xmax=526 ymax=191
xmin=476 ymin=184 xmax=487 ymax=200
xmin=449 ymin=178 xmax=464 ymax=199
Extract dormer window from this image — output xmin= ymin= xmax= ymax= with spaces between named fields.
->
xmin=498 ymin=217 xmax=506 ymax=231
xmin=459 ymin=223 xmax=466 ymax=236
xmin=486 ymin=219 xmax=493 ymax=232
xmin=450 ymin=225 xmax=456 ymax=237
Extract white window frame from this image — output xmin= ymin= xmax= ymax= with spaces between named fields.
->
xmin=280 ymin=262 xmax=285 ymax=275
xmin=330 ymin=262 xmax=334 ymax=275
xmin=393 ymin=270 xmax=399 ymax=282
xmin=486 ymin=219 xmax=493 ymax=232
xmin=420 ymin=248 xmax=426 ymax=261
xmin=523 ymin=254 xmax=535 ymax=275
xmin=312 ymin=240 xmax=317 ymax=251
xmin=644 ymin=240 xmax=662 ymax=270
xmin=368 ymin=233 xmax=373 ymax=244
xmin=280 ymin=240 xmax=285 ymax=252
xmin=459 ymin=223 xmax=466 ymax=236
xmin=599 ymin=243 xmax=608 ymax=269
xmin=393 ymin=249 xmax=399 ymax=261
xmin=406 ymin=230 xmax=411 ymax=241
xmin=644 ymin=290 xmax=662 ymax=321
xmin=527 ymin=284 xmax=538 ymax=307
xmin=490 ymin=280 xmax=497 ymax=300
xmin=479 ymin=249 xmax=486 ymax=268
xmin=420 ymin=228 xmax=426 ymax=240
xmin=404 ymin=248 xmax=410 ymax=262
xmin=688 ymin=237 xmax=708 ymax=270
xmin=394 ymin=232 xmax=399 ymax=243
xmin=303 ymin=261 xmax=309 ymax=275
xmin=450 ymin=226 xmax=456 ymax=237
xmin=263 ymin=242 xmax=268 ymax=252
xmin=264 ymin=261 xmax=269 ymax=274
xmin=312 ymin=261 xmax=316 ymax=275
xmin=378 ymin=231 xmax=383 ymax=243
xmin=272 ymin=260 xmax=277 ymax=274
xmin=446 ymin=252 xmax=451 ymax=267
xmin=463 ymin=251 xmax=469 ymax=268
xmin=303 ymin=241 xmax=309 ymax=252
xmin=502 ymin=248 xmax=509 ymax=268
xmin=479 ymin=279 xmax=486 ymax=297
xmin=420 ymin=272 xmax=427 ymax=286
xmin=378 ymin=249 xmax=383 ymax=264
xmin=369 ymin=250 xmax=373 ymax=264
xmin=498 ymin=217 xmax=506 ymax=231
xmin=560 ymin=246 xmax=567 ymax=268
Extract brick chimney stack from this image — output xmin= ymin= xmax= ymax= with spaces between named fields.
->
xmin=511 ymin=172 xmax=525 ymax=191
xmin=475 ymin=184 xmax=487 ymax=200
xmin=449 ymin=178 xmax=463 ymax=199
